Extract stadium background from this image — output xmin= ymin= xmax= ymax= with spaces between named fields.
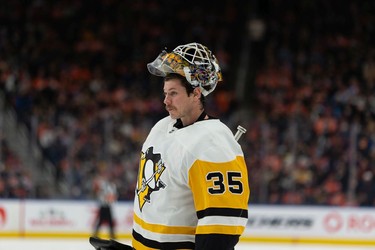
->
xmin=0 ymin=0 xmax=374 ymax=248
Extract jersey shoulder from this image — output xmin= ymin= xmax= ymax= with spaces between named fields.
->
xmin=146 ymin=116 xmax=176 ymax=140
xmin=179 ymin=119 xmax=243 ymax=162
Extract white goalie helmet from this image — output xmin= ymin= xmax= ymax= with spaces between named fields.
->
xmin=147 ymin=42 xmax=223 ymax=96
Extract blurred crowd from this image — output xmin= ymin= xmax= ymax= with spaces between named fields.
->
xmin=0 ymin=0 xmax=374 ymax=206
xmin=0 ymin=137 xmax=34 ymax=198
xmin=243 ymin=0 xmax=375 ymax=206
xmin=0 ymin=0 xmax=245 ymax=200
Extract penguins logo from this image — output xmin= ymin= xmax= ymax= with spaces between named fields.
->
xmin=136 ymin=147 xmax=166 ymax=211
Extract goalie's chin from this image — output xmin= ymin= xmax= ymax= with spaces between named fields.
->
xmin=168 ymin=111 xmax=179 ymax=120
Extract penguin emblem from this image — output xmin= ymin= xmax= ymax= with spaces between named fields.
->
xmin=136 ymin=147 xmax=166 ymax=211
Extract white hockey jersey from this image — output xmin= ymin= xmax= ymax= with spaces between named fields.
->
xmin=132 ymin=116 xmax=250 ymax=249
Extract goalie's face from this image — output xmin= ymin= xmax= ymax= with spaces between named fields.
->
xmin=163 ymin=78 xmax=202 ymax=125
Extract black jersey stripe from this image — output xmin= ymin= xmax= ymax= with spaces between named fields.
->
xmin=132 ymin=230 xmax=195 ymax=250
xmin=196 ymin=207 xmax=248 ymax=219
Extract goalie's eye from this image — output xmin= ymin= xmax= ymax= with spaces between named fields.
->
xmin=164 ymin=90 xmax=178 ymax=97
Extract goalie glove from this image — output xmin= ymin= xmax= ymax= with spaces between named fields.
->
xmin=89 ymin=236 xmax=133 ymax=250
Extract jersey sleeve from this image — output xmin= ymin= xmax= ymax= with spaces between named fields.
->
xmin=188 ymin=154 xmax=250 ymax=236
xmin=195 ymin=233 xmax=239 ymax=250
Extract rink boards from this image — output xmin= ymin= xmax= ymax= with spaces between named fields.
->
xmin=0 ymin=200 xmax=374 ymax=247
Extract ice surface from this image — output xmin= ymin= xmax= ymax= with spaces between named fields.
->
xmin=0 ymin=238 xmax=374 ymax=250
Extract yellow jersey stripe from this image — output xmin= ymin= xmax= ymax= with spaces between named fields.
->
xmin=134 ymin=213 xmax=196 ymax=235
xmin=196 ymin=224 xmax=245 ymax=235
xmin=132 ymin=239 xmax=159 ymax=250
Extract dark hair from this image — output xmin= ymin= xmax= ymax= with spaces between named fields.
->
xmin=164 ymin=73 xmax=205 ymax=106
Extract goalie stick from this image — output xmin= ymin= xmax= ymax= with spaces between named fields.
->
xmin=89 ymin=125 xmax=247 ymax=250
xmin=89 ymin=236 xmax=133 ymax=250
xmin=234 ymin=125 xmax=247 ymax=141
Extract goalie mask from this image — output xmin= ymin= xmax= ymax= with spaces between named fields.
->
xmin=147 ymin=42 xmax=223 ymax=96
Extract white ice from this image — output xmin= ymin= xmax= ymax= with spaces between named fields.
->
xmin=0 ymin=238 xmax=374 ymax=250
